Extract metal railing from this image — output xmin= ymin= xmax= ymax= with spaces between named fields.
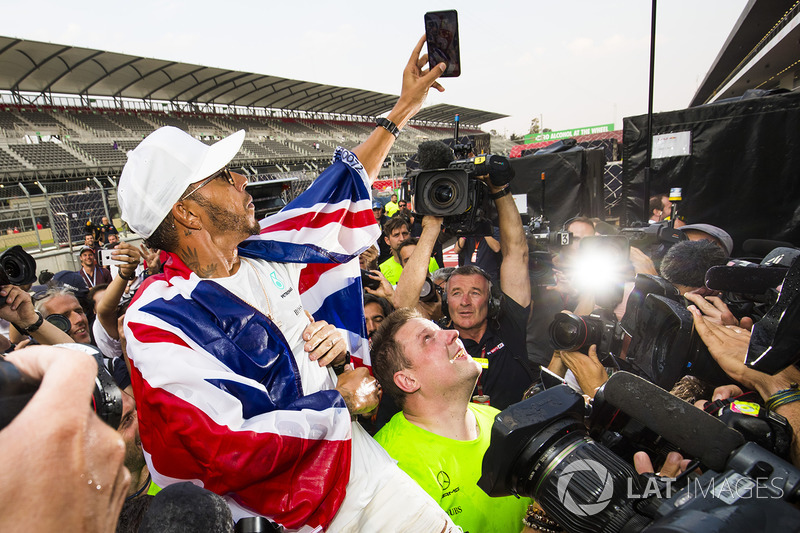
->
xmin=0 ymin=177 xmax=118 ymax=253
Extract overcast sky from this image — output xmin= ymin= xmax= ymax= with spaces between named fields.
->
xmin=0 ymin=0 xmax=749 ymax=136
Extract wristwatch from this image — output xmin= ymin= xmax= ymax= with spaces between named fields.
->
xmin=13 ymin=310 xmax=44 ymax=335
xmin=489 ymin=187 xmax=511 ymax=200
xmin=118 ymin=269 xmax=137 ymax=281
xmin=376 ymin=117 xmax=401 ymax=138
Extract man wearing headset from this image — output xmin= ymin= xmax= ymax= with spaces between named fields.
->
xmin=442 ymin=177 xmax=537 ymax=410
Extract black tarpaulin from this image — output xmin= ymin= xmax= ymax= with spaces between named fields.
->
xmin=509 ymin=149 xmax=606 ymax=229
xmin=620 ymin=91 xmax=800 ymax=254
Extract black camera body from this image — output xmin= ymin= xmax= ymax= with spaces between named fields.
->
xmin=529 ymin=230 xmax=572 ymax=249
xmin=528 ymin=216 xmax=572 ymax=252
xmin=403 ymin=154 xmax=513 ymax=236
xmin=525 ymin=218 xmax=571 ymax=287
xmin=0 ymin=345 xmax=122 ymax=431
xmin=621 ymin=223 xmax=686 ymax=251
xmin=479 ymin=373 xmax=800 ymax=533
xmin=547 ymin=274 xmax=732 ymax=391
xmin=0 ymin=245 xmax=37 ymax=289
xmin=549 ymin=308 xmax=624 ymax=363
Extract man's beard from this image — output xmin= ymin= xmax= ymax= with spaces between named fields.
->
xmin=193 ymin=195 xmax=260 ymax=237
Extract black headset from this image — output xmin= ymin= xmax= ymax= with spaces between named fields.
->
xmin=441 ymin=266 xmax=502 ymax=323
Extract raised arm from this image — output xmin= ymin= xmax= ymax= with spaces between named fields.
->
xmin=394 ymin=216 xmax=444 ymax=310
xmin=352 ymin=36 xmax=445 ymax=181
xmin=0 ymin=285 xmax=72 ymax=345
xmin=495 ymin=186 xmax=530 ymax=307
xmin=96 ymin=242 xmax=141 ymax=341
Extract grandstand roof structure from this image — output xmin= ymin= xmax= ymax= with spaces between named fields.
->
xmin=690 ymin=0 xmax=799 ymax=105
xmin=0 ymin=36 xmax=506 ymax=127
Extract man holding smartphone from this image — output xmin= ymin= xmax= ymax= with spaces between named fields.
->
xmin=119 ymin=36 xmax=458 ymax=533
xmin=77 ymin=245 xmax=112 ymax=288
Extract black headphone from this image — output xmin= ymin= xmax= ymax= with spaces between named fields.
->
xmin=441 ymin=266 xmax=502 ymax=323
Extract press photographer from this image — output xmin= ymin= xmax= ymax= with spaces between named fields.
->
xmin=542 ymin=237 xmax=799 ymax=403
xmin=0 ymin=246 xmax=74 ymax=349
xmin=478 ymin=244 xmax=800 ymax=532
xmin=0 ymin=346 xmax=130 ymax=532
xmin=479 ymin=372 xmax=800 ymax=533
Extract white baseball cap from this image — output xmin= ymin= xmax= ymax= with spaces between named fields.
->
xmin=118 ymin=126 xmax=245 ymax=238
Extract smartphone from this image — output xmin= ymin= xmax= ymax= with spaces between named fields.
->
xmin=425 ymin=10 xmax=461 ymax=77
xmin=100 ymin=248 xmax=124 ymax=266
xmin=361 ymin=269 xmax=381 ymax=291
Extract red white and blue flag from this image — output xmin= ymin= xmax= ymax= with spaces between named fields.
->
xmin=125 ymin=148 xmax=380 ymax=531
xmin=242 ymin=148 xmax=379 ymax=368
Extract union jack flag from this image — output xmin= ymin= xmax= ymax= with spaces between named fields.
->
xmin=125 ymin=148 xmax=380 ymax=531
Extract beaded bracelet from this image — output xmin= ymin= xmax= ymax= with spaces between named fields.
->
xmin=523 ymin=504 xmax=563 ymax=532
xmin=766 ymin=385 xmax=800 ymax=411
xmin=522 ymin=515 xmax=562 ymax=533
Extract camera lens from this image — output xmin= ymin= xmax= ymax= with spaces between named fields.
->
xmin=522 ymin=430 xmax=644 ymax=533
xmin=2 ymin=259 xmax=21 ymax=280
xmin=549 ymin=312 xmax=588 ymax=351
xmin=0 ymin=246 xmax=37 ymax=286
xmin=430 ymin=181 xmax=457 ymax=208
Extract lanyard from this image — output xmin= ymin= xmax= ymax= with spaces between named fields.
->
xmin=82 ymin=267 xmax=97 ymax=288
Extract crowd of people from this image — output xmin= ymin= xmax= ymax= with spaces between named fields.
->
xmin=1 ymin=34 xmax=800 ymax=533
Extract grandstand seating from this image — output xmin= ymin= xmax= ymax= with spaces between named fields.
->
xmin=76 ymin=142 xmax=129 ymax=165
xmin=117 ymin=139 xmax=143 ymax=152
xmin=258 ymin=138 xmax=306 ymax=158
xmin=0 ymin=106 xmax=514 ymax=182
xmin=294 ymin=139 xmax=336 ymax=156
xmin=276 ymin=120 xmax=321 ymax=137
xmin=17 ymin=109 xmax=63 ymax=128
xmin=329 ymin=121 xmax=373 ymax=138
xmin=9 ymin=142 xmax=86 ymax=169
xmin=0 ymin=109 xmax=28 ymax=131
xmin=156 ymin=115 xmax=192 ymax=131
xmin=70 ymin=112 xmax=128 ymax=134
xmin=111 ymin=113 xmax=157 ymax=134
xmin=180 ymin=115 xmax=224 ymax=134
xmin=242 ymin=139 xmax=278 ymax=159
xmin=0 ymin=147 xmax=28 ymax=171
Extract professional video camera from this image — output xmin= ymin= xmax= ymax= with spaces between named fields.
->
xmin=523 ymin=171 xmax=573 ymax=287
xmin=528 ymin=216 xmax=572 ymax=252
xmin=479 ymin=372 xmax=800 ymax=533
xmin=526 ymin=218 xmax=571 ymax=288
xmin=401 ymin=120 xmax=514 ymax=235
xmin=403 ymin=153 xmax=513 ymax=235
xmin=0 ymin=344 xmax=122 ymax=431
xmin=526 ymin=168 xmax=572 ymax=254
xmin=0 ymin=245 xmax=37 ymax=289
